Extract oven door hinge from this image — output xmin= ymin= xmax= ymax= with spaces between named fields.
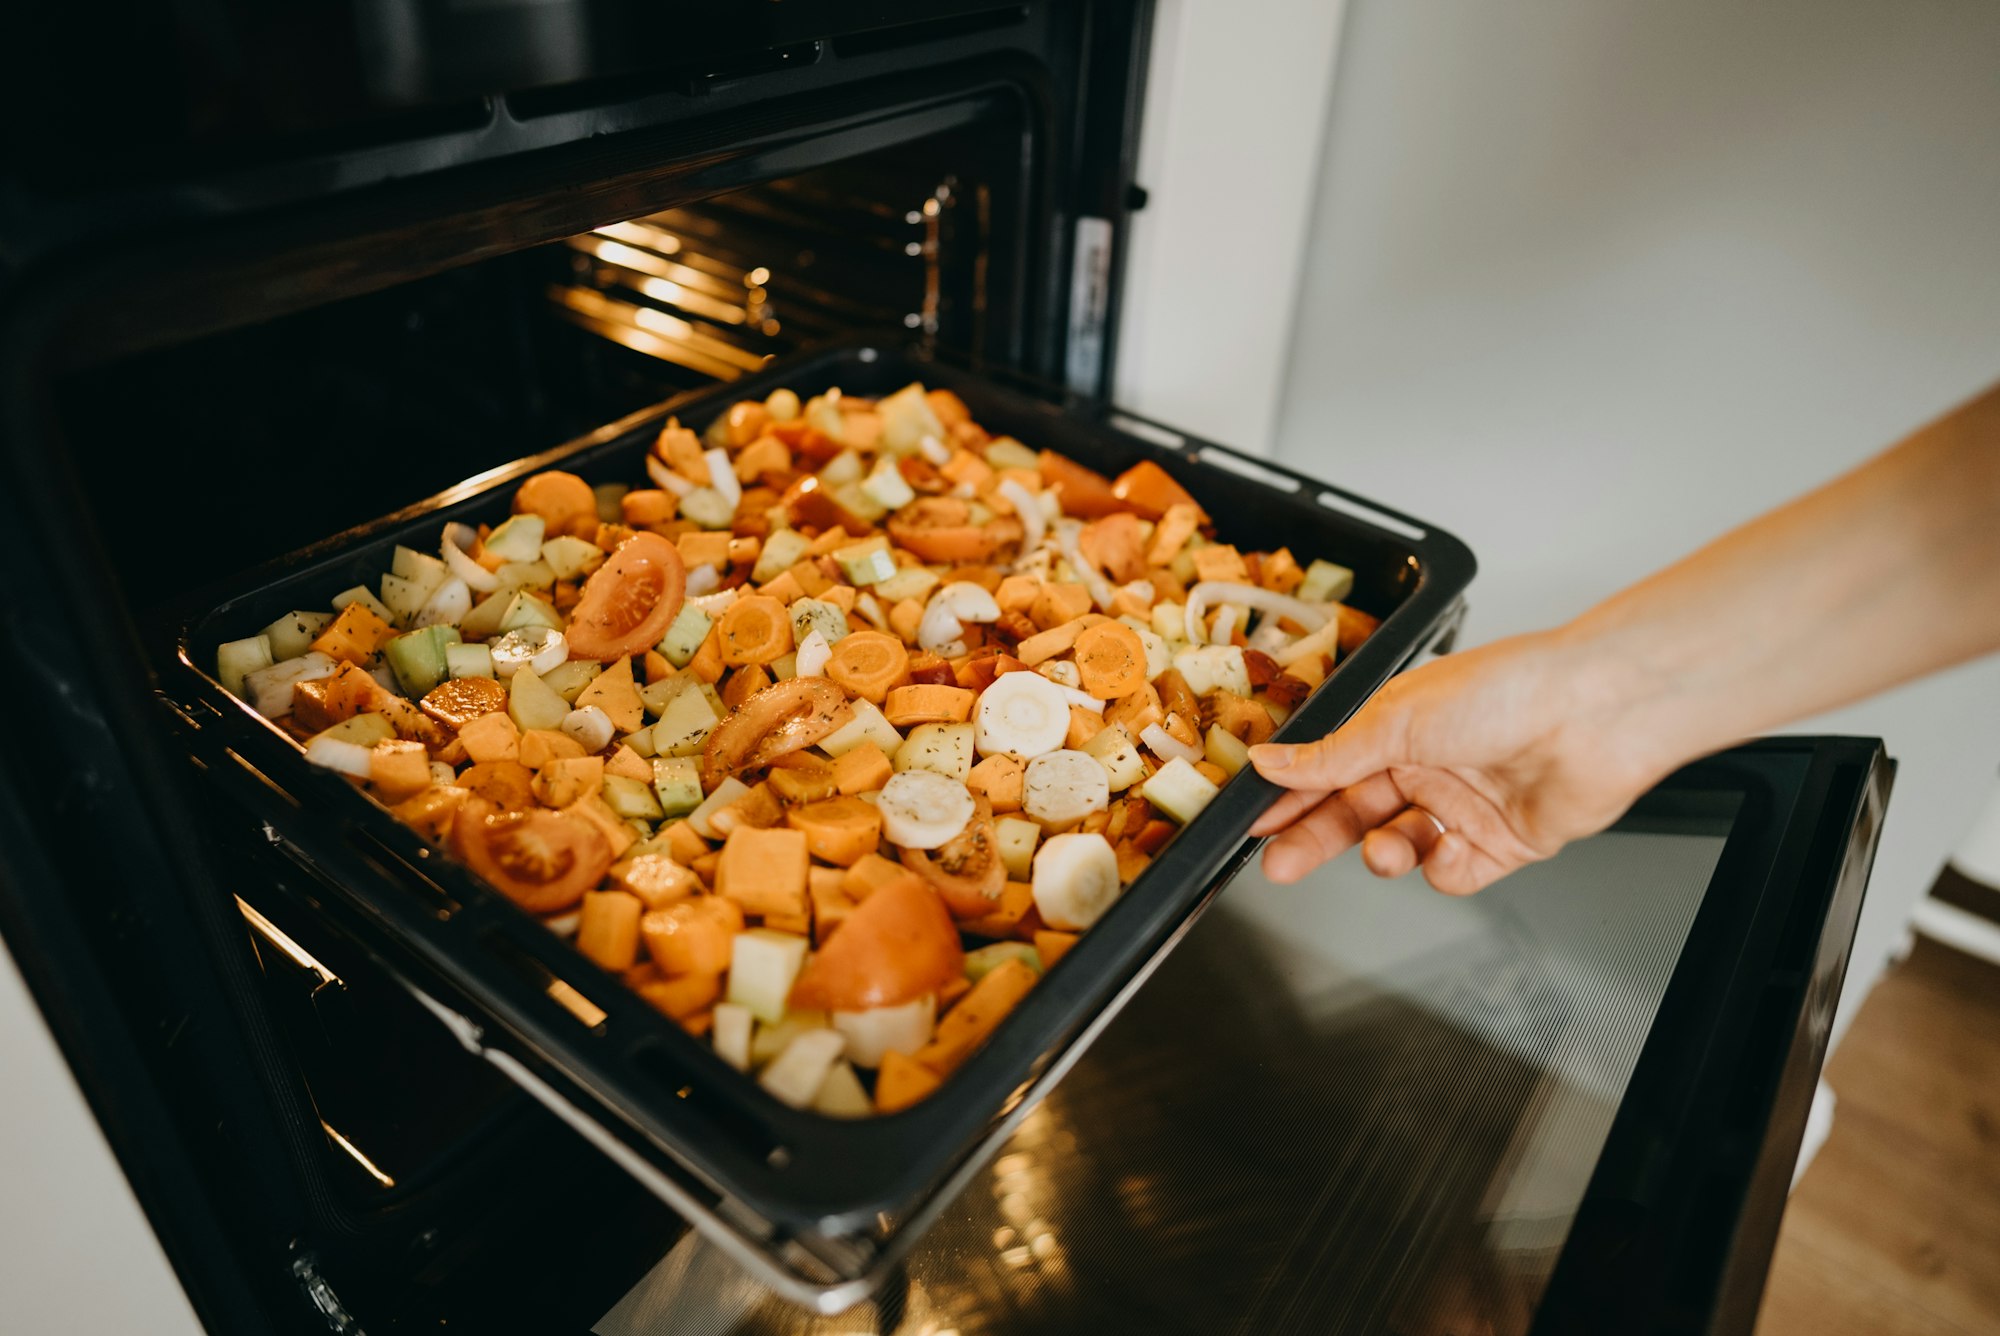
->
xmin=1064 ymin=215 xmax=1116 ymax=396
xmin=292 ymin=1250 xmax=363 ymax=1335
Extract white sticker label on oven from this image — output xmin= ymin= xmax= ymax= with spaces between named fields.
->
xmin=1065 ymin=215 xmax=1115 ymax=395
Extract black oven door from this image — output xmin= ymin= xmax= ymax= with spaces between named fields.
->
xmin=582 ymin=734 xmax=1890 ymax=1336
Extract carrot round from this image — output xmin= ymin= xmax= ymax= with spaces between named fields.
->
xmin=514 ymin=470 xmax=600 ymax=538
xmin=824 ymin=631 xmax=909 ymax=704
xmin=717 ymin=594 xmax=793 ymax=666
xmin=883 ymin=683 xmax=976 ymax=727
xmin=1074 ymin=621 xmax=1148 ymax=698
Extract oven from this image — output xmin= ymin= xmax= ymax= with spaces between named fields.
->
xmin=0 ymin=4 xmax=1890 ymax=1333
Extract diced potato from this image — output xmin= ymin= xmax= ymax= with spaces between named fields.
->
xmin=1171 ymin=644 xmax=1252 ymax=698
xmin=812 ymin=1061 xmax=874 ymax=1118
xmin=893 ymin=722 xmax=975 ymax=781
xmin=508 ymin=666 xmax=572 ymax=732
xmin=541 ymin=535 xmax=605 ymax=580
xmin=726 ymin=929 xmax=811 ymax=1024
xmin=650 ymin=686 xmax=720 ymax=758
xmin=1296 ymin=558 xmax=1355 ymax=604
xmin=752 ymin=529 xmax=814 ymax=585
xmin=1140 ymin=756 xmax=1221 ymax=825
xmin=750 ymin=1009 xmax=832 ymax=1067
xmin=1082 ymin=723 xmax=1147 ymax=792
xmin=314 ymin=713 xmax=397 ymax=747
xmin=818 ymin=699 xmax=904 ymax=760
xmin=872 ymin=565 xmax=941 ymax=604
xmin=759 ymin=1029 xmax=847 ymax=1109
xmin=602 ymin=773 xmax=665 ymax=821
xmin=242 ymin=652 xmax=339 ymax=718
xmin=446 ymin=642 xmax=495 ymax=680
xmin=541 ymin=658 xmax=603 ymax=703
xmin=831 ymin=996 xmax=936 ymax=1069
xmin=1204 ymin=724 xmax=1251 ymax=777
xmin=994 ymin=817 xmax=1041 ymax=881
xmin=650 ymin=756 xmax=703 ymax=817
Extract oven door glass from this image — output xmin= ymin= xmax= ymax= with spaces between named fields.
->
xmin=593 ymin=736 xmax=1889 ymax=1335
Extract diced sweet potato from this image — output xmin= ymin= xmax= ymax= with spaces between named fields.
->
xmin=994 ymin=575 xmax=1041 ymax=614
xmin=391 ymin=785 xmax=469 ymax=841
xmin=609 ymin=854 xmax=702 ymax=909
xmin=1034 ymin=930 xmax=1080 ymax=969
xmin=642 ymin=897 xmax=742 ymax=976
xmin=1065 ymin=706 xmax=1106 ymax=750
xmin=566 ymin=791 xmax=638 ymax=858
xmin=831 ymin=742 xmax=895 ymax=796
xmin=311 ymin=602 xmax=395 ymax=666
xmin=875 ymin=1050 xmax=942 ymax=1114
xmin=1028 ymin=582 xmax=1092 ymax=631
xmin=368 ymin=740 xmax=432 ymax=802
xmin=840 ymin=852 xmax=908 ymax=901
xmin=518 ymin=728 xmax=586 ymax=769
xmin=638 ymin=971 xmax=722 ymax=1021
xmin=1191 ymin=544 xmax=1249 ymax=584
xmin=957 ymin=880 xmax=1036 ymax=940
xmin=965 ymin=754 xmax=1025 ymax=812
xmin=534 ymin=756 xmax=604 ymax=809
xmin=718 ymin=827 xmax=810 ymax=919
xmin=1144 ymin=502 xmax=1203 ymax=567
xmin=809 ymin=867 xmax=856 ymax=945
xmin=576 ymin=890 xmax=644 ymax=972
xmin=708 ymin=781 xmax=782 ymax=837
xmin=912 ymin=956 xmax=1037 ymax=1076
xmin=786 ymin=797 xmax=883 ymax=867
xmin=459 ymin=760 xmax=537 ymax=811
xmin=1015 ymin=620 xmax=1084 ymax=667
xmin=458 ymin=711 xmax=521 ymax=764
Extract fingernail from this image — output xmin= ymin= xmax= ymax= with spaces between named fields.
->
xmin=1249 ymin=744 xmax=1291 ymax=772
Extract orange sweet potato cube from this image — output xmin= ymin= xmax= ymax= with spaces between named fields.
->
xmin=1029 ymin=582 xmax=1092 ymax=630
xmin=576 ymin=890 xmax=644 ymax=972
xmin=809 ymin=867 xmax=856 ymax=945
xmin=875 ymin=1050 xmax=942 ymax=1114
xmin=311 ymin=601 xmax=396 ymax=665
xmin=661 ymin=820 xmax=711 ymax=866
xmin=831 ymin=741 xmax=895 ymax=796
xmin=458 ymin=711 xmax=521 ymax=764
xmin=609 ymin=854 xmax=702 ymax=910
xmin=718 ymin=827 xmax=809 ymax=919
xmin=368 ymin=740 xmax=432 ymax=802
xmin=518 ymin=728 xmax=586 ymax=769
xmin=1034 ymin=930 xmax=1080 ymax=969
xmin=840 ymin=853 xmax=909 ymax=902
xmin=958 ymin=880 xmax=1035 ymax=940
xmin=965 ymin=754 xmax=1025 ymax=812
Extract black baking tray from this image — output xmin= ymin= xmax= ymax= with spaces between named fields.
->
xmin=157 ymin=339 xmax=1475 ymax=1308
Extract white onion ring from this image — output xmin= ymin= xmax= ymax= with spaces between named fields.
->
xmin=645 ymin=454 xmax=695 ymax=497
xmin=997 ymin=478 xmax=1045 ymax=553
xmin=918 ymin=601 xmax=966 ymax=655
xmin=1274 ymin=618 xmax=1341 ymax=669
xmin=441 ymin=525 xmax=499 ymax=592
xmin=684 ymin=563 xmax=720 ymax=597
xmin=689 ymin=586 xmax=739 ymax=616
xmin=1141 ymin=723 xmax=1204 ymax=765
xmin=704 ymin=447 xmax=742 ymax=513
xmin=919 ymin=434 xmax=953 ymax=465
xmin=795 ymin=629 xmax=833 ymax=677
xmin=932 ymin=582 xmax=1002 ymax=623
xmin=1053 ymin=683 xmax=1106 ymax=713
xmin=1054 ymin=521 xmax=1116 ymax=612
xmin=1184 ymin=581 xmax=1333 ymax=647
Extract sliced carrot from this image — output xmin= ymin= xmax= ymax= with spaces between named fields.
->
xmin=1073 ymin=621 xmax=1148 ymax=698
xmin=786 ymin=796 xmax=884 ymax=867
xmin=824 ymin=631 xmax=910 ymax=704
xmin=716 ymin=594 xmax=793 ymax=667
xmin=1111 ymin=459 xmax=1207 ymax=523
xmin=876 ymin=1050 xmax=942 ymax=1113
xmin=831 ymin=741 xmax=895 ymax=796
xmin=958 ymin=880 xmax=1035 ymax=940
xmin=514 ymin=470 xmax=600 ymax=538
xmin=882 ymin=683 xmax=976 ymax=727
xmin=1034 ymin=930 xmax=1080 ymax=970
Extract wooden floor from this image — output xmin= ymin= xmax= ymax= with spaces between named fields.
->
xmin=1756 ymin=937 xmax=2000 ymax=1335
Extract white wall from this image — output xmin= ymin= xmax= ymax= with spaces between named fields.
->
xmin=1270 ymin=0 xmax=2000 ymax=1046
xmin=1114 ymin=0 xmax=1348 ymax=455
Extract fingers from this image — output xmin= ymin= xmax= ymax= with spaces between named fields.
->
xmin=1359 ymin=806 xmax=1444 ymax=878
xmin=1249 ymin=698 xmax=1399 ymax=794
xmin=1418 ymin=832 xmax=1513 ymax=897
xmin=1248 ymin=786 xmax=1330 ymax=838
xmin=1258 ymin=774 xmax=1409 ymax=882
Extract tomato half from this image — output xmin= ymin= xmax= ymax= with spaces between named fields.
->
xmin=454 ymin=800 xmax=614 ymax=914
xmin=900 ymin=808 xmax=1007 ymax=919
xmin=788 ymin=873 xmax=964 ymax=1012
xmin=566 ymin=531 xmax=686 ymax=661
xmin=697 ymin=676 xmax=853 ymax=790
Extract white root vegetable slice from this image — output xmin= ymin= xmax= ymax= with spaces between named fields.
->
xmin=832 ymin=995 xmax=937 ymax=1069
xmin=1022 ymin=750 xmax=1111 ymax=826
xmin=684 ymin=564 xmax=722 ymax=598
xmin=974 ymin=671 xmax=1071 ymax=758
xmin=1032 ymin=832 xmax=1122 ymax=931
xmin=878 ymin=770 xmax=977 ymax=850
xmin=490 ymin=627 xmax=569 ymax=679
xmin=561 ymin=705 xmax=615 ymax=752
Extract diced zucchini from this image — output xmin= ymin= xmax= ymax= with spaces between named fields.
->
xmin=601 ymin=774 xmax=665 ymax=821
xmin=540 ymin=658 xmax=602 ymax=703
xmin=1082 ymin=723 xmax=1147 ymax=792
xmin=872 ymin=565 xmax=941 ymax=604
xmin=832 ymin=534 xmax=898 ymax=586
xmin=498 ymin=591 xmax=563 ymax=634
xmin=384 ymin=625 xmax=460 ymax=696
xmin=678 ymin=487 xmax=737 ymax=530
xmin=752 ymin=529 xmax=813 ymax=584
xmin=650 ymin=686 xmax=720 ymax=757
xmin=507 ymin=666 xmax=571 ymax=732
xmin=1171 ymin=644 xmax=1252 ymax=698
xmin=812 ymin=1061 xmax=873 ymax=1119
xmin=893 ymin=722 xmax=975 ymax=781
xmin=242 ymin=652 xmax=338 ymax=718
xmin=314 ymin=712 xmax=397 ymax=747
xmin=964 ymin=941 xmax=1041 ymax=982
xmin=540 ymin=536 xmax=604 ymax=580
xmin=446 ymin=642 xmax=495 ymax=679
xmin=995 ymin=816 xmax=1041 ymax=880
xmin=649 ymin=756 xmax=703 ymax=817
xmin=1141 ymin=756 xmax=1221 ymax=825
xmin=877 ymin=382 xmax=943 ymax=455
xmin=751 ymin=1009 xmax=832 ymax=1066
xmin=215 ymin=635 xmax=274 ymax=697
xmin=712 ymin=1003 xmax=754 ymax=1072
xmin=261 ymin=611 xmax=333 ymax=662
xmin=638 ymin=674 xmax=685 ymax=717
xmin=331 ymin=584 xmax=396 ymax=626
xmin=817 ymin=450 xmax=866 ymax=486
xmin=494 ymin=560 xmax=556 ymax=593
xmin=687 ymin=776 xmax=749 ymax=840
xmin=726 ymin=929 xmax=811 ymax=1024
xmin=458 ymin=588 xmax=513 ymax=641
xmin=1204 ymin=724 xmax=1251 ymax=777
xmin=789 ymin=598 xmax=850 ymax=646
xmin=817 ymin=699 xmax=903 ymax=759
xmin=858 ymin=457 xmax=916 ymax=513
xmin=392 ymin=545 xmax=450 ymax=590
xmin=656 ymin=604 xmax=713 ymax=667
xmin=1296 ymin=559 xmax=1355 ymax=605
xmin=484 ymin=514 xmax=546 ymax=563
xmin=760 ymin=1030 xmax=847 ymax=1109
xmin=983 ymin=436 xmax=1039 ymax=471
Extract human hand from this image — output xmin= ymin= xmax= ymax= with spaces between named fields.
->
xmin=1246 ymin=630 xmax=1668 ymax=894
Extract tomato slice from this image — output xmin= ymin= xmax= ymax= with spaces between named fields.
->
xmin=900 ymin=807 xmax=1007 ymax=919
xmin=789 ymin=872 xmax=964 ymax=1012
xmin=698 ymin=676 xmax=853 ymax=791
xmin=566 ymin=531 xmax=686 ymax=661
xmin=454 ymin=799 xmax=613 ymax=914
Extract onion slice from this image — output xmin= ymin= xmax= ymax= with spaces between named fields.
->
xmin=795 ymin=629 xmax=833 ymax=677
xmin=997 ymin=478 xmax=1046 ymax=554
xmin=704 ymin=447 xmax=742 ymax=513
xmin=684 ymin=564 xmax=721 ymax=597
xmin=919 ymin=434 xmax=953 ymax=465
xmin=1184 ymin=581 xmax=1334 ymax=647
xmin=645 ymin=454 xmax=695 ymax=497
xmin=1140 ymin=723 xmax=1203 ymax=765
xmin=1054 ymin=520 xmax=1117 ymax=612
xmin=1274 ymin=618 xmax=1341 ymax=669
xmin=442 ymin=525 xmax=500 ymax=593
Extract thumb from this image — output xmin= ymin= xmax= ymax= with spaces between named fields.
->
xmin=1249 ymin=697 xmax=1401 ymax=792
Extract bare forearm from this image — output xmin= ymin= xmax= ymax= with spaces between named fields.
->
xmin=1567 ymin=381 xmax=2000 ymax=778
